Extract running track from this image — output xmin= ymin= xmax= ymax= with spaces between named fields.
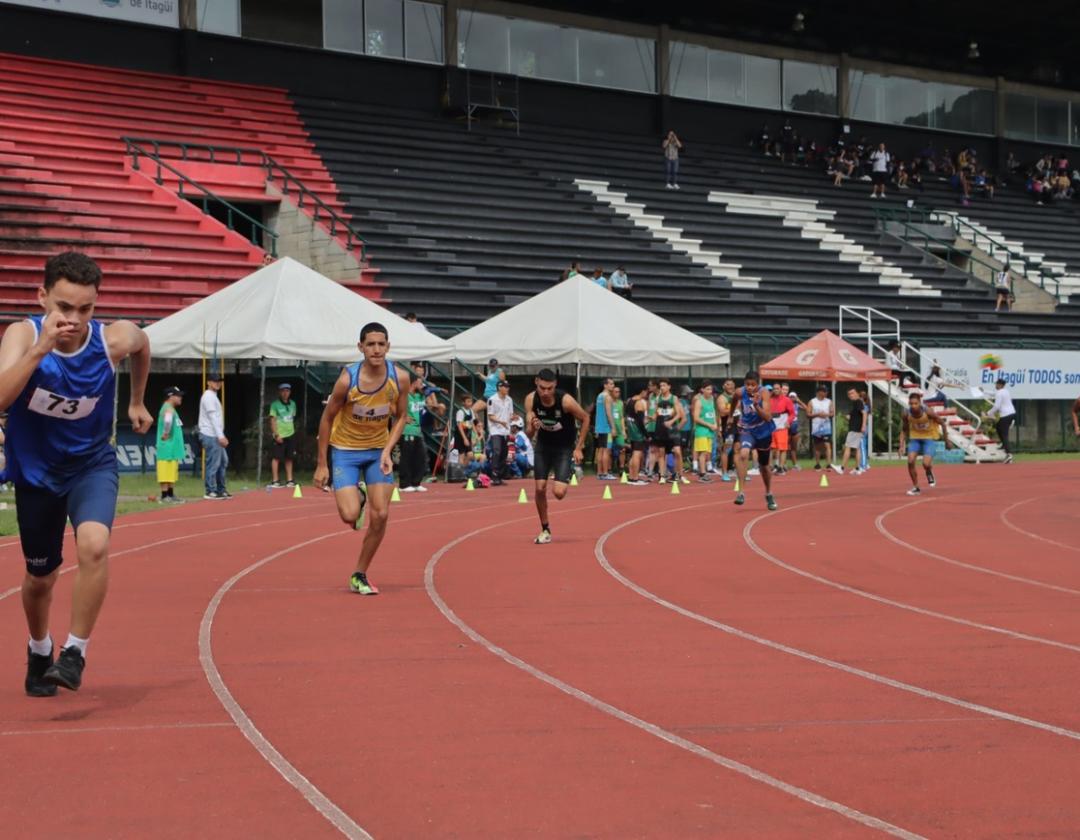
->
xmin=1 ymin=462 xmax=1077 ymax=837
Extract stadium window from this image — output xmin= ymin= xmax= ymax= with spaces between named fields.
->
xmin=405 ymin=1 xmax=444 ymax=64
xmin=668 ymin=41 xmax=707 ymax=100
xmin=1003 ymin=93 xmax=1037 ymax=141
xmin=848 ymin=70 xmax=992 ymax=135
xmin=509 ymin=19 xmax=576 ymax=84
xmin=196 ymin=0 xmax=240 ymax=37
xmin=365 ymin=0 xmax=404 ymax=58
xmin=782 ymin=59 xmax=837 ymax=115
xmin=324 ymin=0 xmax=365 ymax=54
xmin=576 ymin=30 xmax=656 ymax=93
xmin=1035 ymin=97 xmax=1068 ymax=144
xmin=243 ymin=0 xmax=322 ymax=48
xmin=457 ymin=11 xmax=511 ymax=75
xmin=744 ymin=54 xmax=781 ymax=110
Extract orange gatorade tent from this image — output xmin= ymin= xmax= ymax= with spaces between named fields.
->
xmin=760 ymin=330 xmax=891 ymax=381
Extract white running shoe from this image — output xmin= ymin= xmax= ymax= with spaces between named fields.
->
xmin=416 ymin=485 xmax=428 ymax=492
xmin=907 ymin=487 xmax=921 ymax=496
xmin=830 ymin=465 xmax=843 ymax=475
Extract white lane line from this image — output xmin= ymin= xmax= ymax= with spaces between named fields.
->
xmin=999 ymin=497 xmax=1080 ymax=554
xmin=1 ymin=721 xmax=234 ymax=737
xmin=198 ymin=501 xmax=533 ymax=840
xmin=744 ymin=499 xmax=1080 ymax=654
xmin=426 ymin=515 xmax=925 ymax=840
xmin=875 ymin=496 xmax=1080 ymax=595
xmin=0 ymin=509 xmax=342 ymax=603
xmin=595 ymin=499 xmax=1080 ymax=743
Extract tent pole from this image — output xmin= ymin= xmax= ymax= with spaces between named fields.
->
xmin=831 ymin=381 xmax=837 ymax=463
xmin=575 ymin=361 xmax=582 ymax=399
xmin=301 ymin=361 xmax=308 ymax=438
xmin=446 ymin=361 xmax=457 ymax=483
xmin=256 ymin=357 xmax=266 ymax=488
xmin=887 ymin=378 xmax=893 ymax=457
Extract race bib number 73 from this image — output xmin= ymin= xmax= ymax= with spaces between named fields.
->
xmin=28 ymin=387 xmax=99 ymax=420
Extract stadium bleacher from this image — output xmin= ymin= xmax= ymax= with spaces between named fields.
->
xmin=0 ymin=52 xmax=374 ymax=320
xmin=295 ymin=95 xmax=1080 ymax=341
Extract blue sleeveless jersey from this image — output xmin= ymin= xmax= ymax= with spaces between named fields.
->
xmin=738 ymin=389 xmax=775 ymax=438
xmin=6 ymin=317 xmax=117 ymax=492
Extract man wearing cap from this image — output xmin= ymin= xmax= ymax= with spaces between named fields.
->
xmin=487 ymin=378 xmax=514 ymax=486
xmin=483 ymin=358 xmax=506 ymax=400
xmin=268 ymin=382 xmax=298 ymax=488
xmin=198 ymin=373 xmax=230 ymax=500
xmin=156 ymin=386 xmax=186 ymax=503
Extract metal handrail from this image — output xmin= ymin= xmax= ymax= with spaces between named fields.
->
xmin=121 ymin=137 xmax=364 ymax=259
xmin=123 ymin=138 xmax=278 ymax=257
xmin=873 ymin=208 xmax=1016 ymax=298
xmin=875 ymin=206 xmax=1060 ymax=297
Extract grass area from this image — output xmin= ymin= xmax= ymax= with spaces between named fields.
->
xmin=0 ymin=469 xmax=265 ymax=537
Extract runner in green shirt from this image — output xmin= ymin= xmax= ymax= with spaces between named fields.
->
xmin=268 ymin=383 xmax=297 ymax=488
xmin=645 ymin=379 xmax=659 ymax=478
xmin=610 ymin=385 xmax=627 ymax=475
xmin=155 ymin=386 xmax=186 ymax=502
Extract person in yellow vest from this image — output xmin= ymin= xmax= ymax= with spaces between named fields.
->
xmin=899 ymin=391 xmax=946 ymax=496
xmin=314 ymin=322 xmax=410 ymax=595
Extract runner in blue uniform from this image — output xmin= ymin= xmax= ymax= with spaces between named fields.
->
xmin=0 ymin=252 xmax=152 ymax=696
xmin=733 ymin=371 xmax=778 ymax=510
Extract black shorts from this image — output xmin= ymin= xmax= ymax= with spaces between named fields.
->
xmin=272 ymin=435 xmax=297 ymax=461
xmin=533 ymin=441 xmax=574 ymax=484
xmin=595 ymin=432 xmax=609 ymax=447
xmin=16 ymin=466 xmax=119 ymax=577
xmin=630 ymin=439 xmax=646 ymax=453
xmin=872 ymin=171 xmax=887 ymax=185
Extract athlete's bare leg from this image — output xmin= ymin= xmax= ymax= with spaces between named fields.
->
xmin=907 ymin=452 xmax=919 ymax=487
xmin=68 ymin=522 xmax=110 ymax=638
xmin=354 ymin=483 xmax=392 ymax=574
xmin=534 ymin=478 xmax=569 ymax=528
xmin=628 ymin=450 xmax=643 ymax=481
xmin=22 ymin=569 xmax=57 ymax=642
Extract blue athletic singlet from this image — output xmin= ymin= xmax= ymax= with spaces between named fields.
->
xmin=6 ymin=317 xmax=117 ymax=493
xmin=738 ymin=388 xmax=775 ymax=439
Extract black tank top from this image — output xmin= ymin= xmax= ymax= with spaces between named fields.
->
xmin=533 ymin=389 xmax=577 ymax=447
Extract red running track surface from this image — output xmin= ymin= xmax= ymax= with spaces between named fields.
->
xmin=0 ymin=461 xmax=1077 ymax=838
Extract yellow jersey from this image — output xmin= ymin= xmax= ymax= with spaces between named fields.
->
xmin=906 ymin=408 xmax=940 ymax=440
xmin=329 ymin=362 xmax=400 ymax=450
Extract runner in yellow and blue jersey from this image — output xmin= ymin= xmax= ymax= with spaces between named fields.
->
xmin=899 ymin=391 xmax=946 ymax=496
xmin=315 ymin=322 xmax=410 ymax=595
xmin=0 ymin=252 xmax=152 ymax=696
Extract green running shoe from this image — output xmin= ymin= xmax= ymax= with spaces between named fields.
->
xmin=766 ymin=494 xmax=778 ymax=511
xmin=734 ymin=492 xmax=745 ymax=506
xmin=349 ymin=571 xmax=379 ymax=596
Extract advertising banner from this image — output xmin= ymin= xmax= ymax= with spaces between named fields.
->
xmin=921 ymin=348 xmax=1080 ymax=400
xmin=2 ymin=0 xmax=179 ymax=28
xmin=114 ymin=428 xmax=197 ymax=474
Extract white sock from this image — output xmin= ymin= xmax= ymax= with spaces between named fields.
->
xmin=64 ymin=633 xmax=89 ymax=656
xmin=29 ymin=635 xmax=53 ymax=656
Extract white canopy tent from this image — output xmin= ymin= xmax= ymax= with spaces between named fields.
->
xmin=145 ymin=257 xmax=454 ymax=363
xmin=144 ymin=258 xmax=455 ymax=484
xmin=452 ymin=275 xmax=730 ymax=381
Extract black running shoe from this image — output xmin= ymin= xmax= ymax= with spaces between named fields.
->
xmin=25 ymin=645 xmax=57 ymax=697
xmin=42 ymin=646 xmax=85 ymax=691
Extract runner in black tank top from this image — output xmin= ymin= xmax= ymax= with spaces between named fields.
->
xmin=525 ymin=369 xmax=590 ymax=545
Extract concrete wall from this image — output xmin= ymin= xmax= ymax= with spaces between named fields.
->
xmin=264 ymin=186 xmax=363 ymax=284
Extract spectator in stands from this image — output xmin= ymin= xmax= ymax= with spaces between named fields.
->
xmin=885 ymin=342 xmax=916 ymax=386
xmin=198 ymin=373 xmax=230 ymax=500
xmin=923 ymin=364 xmax=961 ymax=405
xmin=894 ymin=160 xmax=909 ymax=189
xmin=487 ymin=379 xmax=513 ymax=485
xmin=833 ymin=388 xmax=866 ymax=475
xmin=869 ymin=142 xmax=891 ymax=198
xmin=663 ymin=130 xmax=682 ymax=189
xmin=483 ymin=358 xmax=506 ymax=399
xmin=609 ymin=266 xmax=632 ymax=299
xmin=591 ymin=268 xmax=609 ymax=290
xmin=262 ymin=253 xmax=276 ymax=267
xmin=974 ymin=169 xmax=995 ymax=199
xmin=939 ymin=148 xmax=956 ymax=177
xmin=755 ymin=122 xmax=773 ymax=156
xmin=405 ymin=312 xmax=427 ymax=331
xmin=995 ymin=262 xmax=1013 ymax=312
xmin=1006 ymin=151 xmax=1021 ymax=178
xmin=830 ymin=149 xmax=856 ymax=186
xmin=563 ymin=261 xmax=584 ymax=282
xmin=908 ymin=157 xmax=925 ymax=192
xmin=780 ymin=120 xmax=796 ymax=164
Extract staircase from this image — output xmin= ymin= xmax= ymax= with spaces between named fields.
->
xmin=0 ymin=51 xmax=379 ymax=321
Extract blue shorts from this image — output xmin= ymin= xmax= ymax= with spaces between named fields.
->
xmin=739 ymin=431 xmax=773 ymax=452
xmin=906 ymin=439 xmax=937 ymax=457
xmin=16 ymin=464 xmax=119 ymax=577
xmin=331 ymin=447 xmax=395 ymax=490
